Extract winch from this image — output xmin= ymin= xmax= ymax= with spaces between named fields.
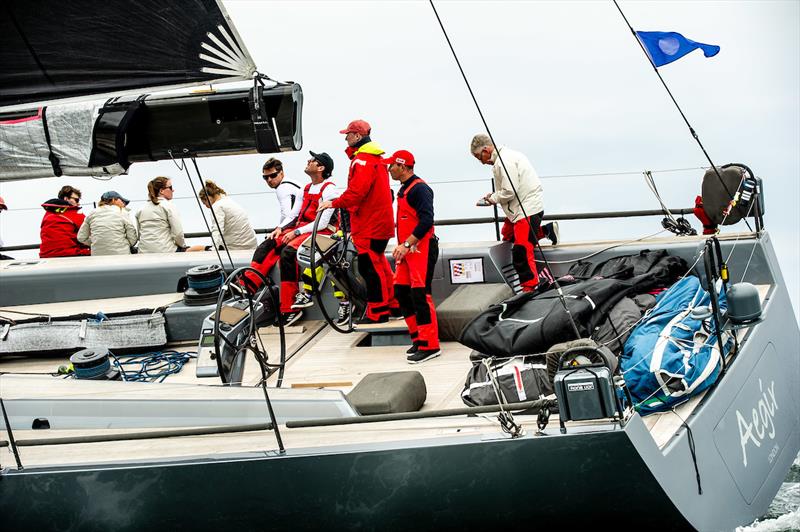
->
xmin=183 ymin=264 xmax=225 ymax=306
xmin=70 ymin=347 xmax=120 ymax=380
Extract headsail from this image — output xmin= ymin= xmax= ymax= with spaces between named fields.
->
xmin=0 ymin=0 xmax=256 ymax=111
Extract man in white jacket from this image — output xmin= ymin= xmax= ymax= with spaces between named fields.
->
xmin=471 ymin=133 xmax=557 ymax=293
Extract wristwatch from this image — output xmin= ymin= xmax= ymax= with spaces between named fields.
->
xmin=403 ymin=241 xmax=411 ymax=249
xmin=294 ymin=229 xmax=301 ymax=237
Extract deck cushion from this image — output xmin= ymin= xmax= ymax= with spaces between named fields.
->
xmin=436 ymin=283 xmax=513 ymax=341
xmin=347 ymin=371 xmax=427 ymax=415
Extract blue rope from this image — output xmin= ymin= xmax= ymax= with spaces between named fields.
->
xmin=109 ymin=350 xmax=197 ymax=383
xmin=73 ymin=357 xmax=111 ymax=379
xmin=187 ymin=274 xmax=224 ymax=291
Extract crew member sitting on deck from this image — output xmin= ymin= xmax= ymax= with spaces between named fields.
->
xmin=39 ymin=185 xmax=91 ymax=258
xmin=386 ymin=150 xmax=441 ymax=364
xmin=245 ymin=151 xmax=338 ymax=326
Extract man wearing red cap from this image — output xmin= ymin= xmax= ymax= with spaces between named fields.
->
xmin=386 ymin=150 xmax=441 ymax=363
xmin=319 ymin=119 xmax=395 ymax=323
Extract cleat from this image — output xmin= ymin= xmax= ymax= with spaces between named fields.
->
xmin=291 ymin=292 xmax=314 ymax=309
xmin=407 ymin=348 xmax=441 ymax=364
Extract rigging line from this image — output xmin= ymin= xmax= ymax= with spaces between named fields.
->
xmin=190 ymin=155 xmax=236 ymax=270
xmin=429 ymin=0 xmax=582 ymax=339
xmin=612 ymin=0 xmax=753 ymax=233
xmin=670 ymin=408 xmax=703 ymax=495
xmin=536 ymin=229 xmax=669 ymax=265
xmin=540 ymin=166 xmax=707 ymax=179
xmin=0 ymin=394 xmax=23 ymax=469
xmin=644 ymin=171 xmax=674 ymax=220
xmin=170 ymin=150 xmax=227 ymax=271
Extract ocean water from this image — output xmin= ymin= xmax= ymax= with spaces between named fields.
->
xmin=739 ymin=455 xmax=800 ymax=532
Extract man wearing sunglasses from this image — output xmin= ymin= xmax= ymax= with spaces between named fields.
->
xmin=244 ymin=155 xmax=329 ymax=326
xmin=261 ymin=158 xmax=301 ymax=237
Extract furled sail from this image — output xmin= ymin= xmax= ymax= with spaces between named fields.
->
xmin=0 ymin=0 xmax=256 ymax=110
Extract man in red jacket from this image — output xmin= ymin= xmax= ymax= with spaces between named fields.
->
xmin=39 ymin=186 xmax=90 ymax=258
xmin=319 ymin=119 xmax=395 ymax=323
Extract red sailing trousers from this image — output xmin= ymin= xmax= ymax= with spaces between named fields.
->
xmin=352 ymin=235 xmax=394 ymax=320
xmin=393 ymin=236 xmax=439 ymax=351
xmin=245 ymin=228 xmax=309 ymax=312
xmin=510 ymin=213 xmax=546 ymax=293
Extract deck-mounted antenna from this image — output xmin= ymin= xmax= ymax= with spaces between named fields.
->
xmin=613 ymin=0 xmax=753 ymax=233
xmin=429 ymin=0 xmax=582 ymax=340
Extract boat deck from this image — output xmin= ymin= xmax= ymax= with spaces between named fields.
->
xmin=0 ymin=232 xmax=776 ymax=470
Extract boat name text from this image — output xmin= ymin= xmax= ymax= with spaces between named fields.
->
xmin=736 ymin=379 xmax=778 ymax=468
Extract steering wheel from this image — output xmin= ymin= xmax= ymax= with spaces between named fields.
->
xmin=309 ymin=208 xmax=366 ymax=333
xmin=213 ymin=266 xmax=287 ymax=386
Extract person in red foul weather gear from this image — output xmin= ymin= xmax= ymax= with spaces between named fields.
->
xmin=386 ymin=150 xmax=441 ymax=364
xmin=319 ymin=120 xmax=395 ymax=323
xmin=39 ymin=185 xmax=91 ymax=258
xmin=245 ymin=151 xmax=338 ymax=326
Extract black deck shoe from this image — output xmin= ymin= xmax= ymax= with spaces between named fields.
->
xmin=407 ymin=348 xmax=441 ymax=364
xmin=281 ymin=310 xmax=303 ymax=327
xmin=543 ymin=221 xmax=559 ymax=246
xmin=335 ymin=301 xmax=351 ymax=326
xmin=291 ymin=292 xmax=314 ymax=309
xmin=359 ymin=314 xmax=389 ymax=325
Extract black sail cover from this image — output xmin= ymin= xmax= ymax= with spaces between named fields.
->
xmin=0 ymin=0 xmax=255 ymax=109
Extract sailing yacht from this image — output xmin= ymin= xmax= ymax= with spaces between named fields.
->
xmin=1 ymin=1 xmax=798 ymax=530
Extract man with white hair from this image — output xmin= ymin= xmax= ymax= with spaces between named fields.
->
xmin=470 ymin=133 xmax=557 ymax=293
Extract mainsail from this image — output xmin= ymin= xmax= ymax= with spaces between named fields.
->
xmin=0 ymin=0 xmax=256 ymax=110
xmin=0 ymin=0 xmax=303 ymax=182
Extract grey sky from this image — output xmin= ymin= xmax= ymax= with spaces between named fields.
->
xmin=1 ymin=0 xmax=798 ymax=316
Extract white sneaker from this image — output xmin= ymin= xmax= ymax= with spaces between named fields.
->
xmin=291 ymin=292 xmax=314 ymax=309
xmin=335 ymin=301 xmax=351 ymax=326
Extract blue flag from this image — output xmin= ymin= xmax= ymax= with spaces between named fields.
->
xmin=636 ymin=31 xmax=720 ymax=67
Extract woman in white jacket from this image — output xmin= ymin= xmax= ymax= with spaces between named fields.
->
xmin=77 ymin=191 xmax=138 ymax=256
xmin=136 ymin=176 xmax=193 ymax=253
xmin=199 ymin=180 xmax=257 ymax=250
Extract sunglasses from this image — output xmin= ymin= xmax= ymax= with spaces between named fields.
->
xmin=163 ymin=185 xmax=174 ymax=190
xmin=69 ymin=196 xmax=81 ymax=201
xmin=262 ymin=171 xmax=281 ymax=180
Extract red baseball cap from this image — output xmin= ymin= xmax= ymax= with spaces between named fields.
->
xmin=382 ymin=150 xmax=415 ymax=167
xmin=339 ymin=119 xmax=371 ymax=136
